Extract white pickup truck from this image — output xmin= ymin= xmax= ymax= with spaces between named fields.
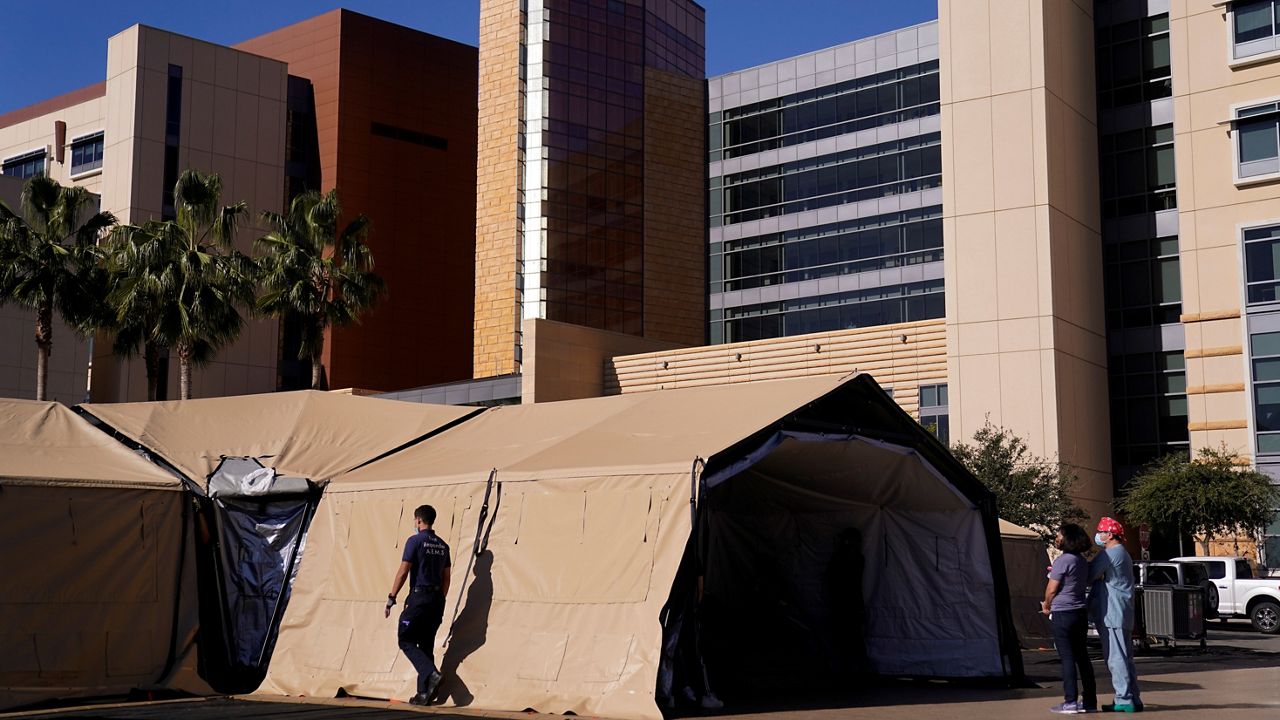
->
xmin=1171 ymin=556 xmax=1280 ymax=634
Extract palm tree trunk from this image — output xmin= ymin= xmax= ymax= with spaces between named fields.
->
xmin=311 ymin=322 xmax=327 ymax=390
xmin=144 ymin=341 xmax=160 ymax=402
xmin=34 ymin=301 xmax=53 ymax=402
xmin=311 ymin=355 xmax=326 ymax=390
xmin=178 ymin=344 xmax=193 ymax=400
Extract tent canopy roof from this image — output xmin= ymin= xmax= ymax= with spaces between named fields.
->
xmin=335 ymin=374 xmax=952 ymax=490
xmin=999 ymin=519 xmax=1042 ymax=538
xmin=0 ymin=399 xmax=179 ymax=489
xmin=79 ymin=390 xmax=476 ymax=485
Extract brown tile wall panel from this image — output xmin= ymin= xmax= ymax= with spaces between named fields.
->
xmin=238 ymin=10 xmax=479 ymax=392
xmin=608 ymin=318 xmax=948 ymax=418
xmin=237 ymin=11 xmax=343 ymax=195
xmin=473 ymin=0 xmax=524 ymax=379
xmin=642 ymin=68 xmax=706 ymax=346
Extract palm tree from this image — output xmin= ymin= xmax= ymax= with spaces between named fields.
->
xmin=256 ymin=189 xmax=385 ymax=390
xmin=105 ymin=221 xmax=174 ymax=401
xmin=0 ymin=176 xmax=115 ymax=400
xmin=108 ymin=170 xmax=255 ymax=400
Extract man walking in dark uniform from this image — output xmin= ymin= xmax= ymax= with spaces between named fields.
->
xmin=386 ymin=505 xmax=452 ymax=705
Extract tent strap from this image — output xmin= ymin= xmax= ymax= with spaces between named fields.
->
xmin=689 ymin=457 xmax=704 ymax=526
xmin=443 ymin=469 xmax=500 ymax=647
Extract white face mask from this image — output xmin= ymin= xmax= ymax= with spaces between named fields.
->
xmin=1094 ymin=532 xmax=1108 ymax=547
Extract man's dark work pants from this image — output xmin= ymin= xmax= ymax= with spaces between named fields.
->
xmin=398 ymin=588 xmax=445 ymax=694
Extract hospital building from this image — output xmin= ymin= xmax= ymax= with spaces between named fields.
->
xmin=3 ymin=1 xmax=1280 ymax=559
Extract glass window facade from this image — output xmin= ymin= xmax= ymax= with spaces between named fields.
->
xmin=1095 ymin=8 xmax=1186 ymax=489
xmin=1099 ymin=124 xmax=1176 ymax=218
xmin=1233 ymin=0 xmax=1280 ymax=60
xmin=1245 ymin=225 xmax=1280 ymax=565
xmin=522 ymin=0 xmax=704 ymax=336
xmin=919 ymin=383 xmax=949 ymax=444
xmin=1095 ymin=13 xmax=1171 ymax=110
xmin=709 ymin=61 xmax=940 ymax=161
xmin=1265 ymin=512 xmax=1280 ymax=567
xmin=1103 ymin=235 xmax=1181 ymax=330
xmin=1107 ymin=350 xmax=1189 ymax=469
xmin=709 ymin=30 xmax=944 ymax=345
xmin=1236 ymin=101 xmax=1280 ymax=179
xmin=69 ymin=132 xmax=104 ymax=175
xmin=716 ymin=279 xmax=943 ymax=343
xmin=2 ymin=150 xmax=45 ymax=179
xmin=283 ymin=75 xmax=321 ymax=207
xmin=1246 ymin=224 xmax=1280 ymax=304
xmin=710 ymin=208 xmax=942 ymax=294
xmin=161 ymin=64 xmax=184 ymax=220
xmin=1253 ymin=330 xmax=1280 ymax=454
xmin=1101 ymin=235 xmax=1187 ymax=480
xmin=712 ymin=133 xmax=941 ymax=227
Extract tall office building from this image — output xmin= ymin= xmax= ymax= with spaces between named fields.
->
xmin=706 ymin=24 xmax=943 ymax=346
xmin=0 ymin=24 xmax=289 ymax=402
xmin=238 ymin=10 xmax=479 ymax=392
xmin=0 ymin=11 xmax=478 ymax=401
xmin=668 ymin=0 xmax=1280 ymax=551
xmin=473 ymin=0 xmax=707 ymax=379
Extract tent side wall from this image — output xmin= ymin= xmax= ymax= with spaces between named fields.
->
xmin=260 ymin=471 xmax=693 ymax=720
xmin=1001 ymin=534 xmax=1052 ymax=647
xmin=0 ymin=484 xmax=196 ymax=710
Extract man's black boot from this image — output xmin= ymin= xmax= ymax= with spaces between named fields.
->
xmin=425 ymin=671 xmax=444 ymax=702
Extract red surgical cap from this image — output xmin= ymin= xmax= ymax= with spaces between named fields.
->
xmin=1097 ymin=517 xmax=1125 ymax=536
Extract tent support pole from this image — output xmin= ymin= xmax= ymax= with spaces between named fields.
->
xmin=444 ymin=468 xmax=500 ymax=647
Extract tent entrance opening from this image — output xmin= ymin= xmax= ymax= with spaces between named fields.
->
xmin=675 ymin=437 xmax=1003 ymax=701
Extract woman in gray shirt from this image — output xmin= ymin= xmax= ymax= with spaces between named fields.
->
xmin=1043 ymin=523 xmax=1096 ymax=714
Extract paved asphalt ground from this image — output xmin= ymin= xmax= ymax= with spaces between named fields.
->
xmin=3 ymin=620 xmax=1277 ymax=720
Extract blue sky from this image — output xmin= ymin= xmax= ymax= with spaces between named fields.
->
xmin=0 ymin=1 xmax=938 ymax=115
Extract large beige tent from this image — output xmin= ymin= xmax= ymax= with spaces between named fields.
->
xmin=79 ymin=390 xmax=479 ymax=486
xmin=258 ymin=374 xmax=1022 ymax=720
xmin=74 ymin=391 xmax=478 ymax=695
xmin=0 ymin=399 xmax=193 ymax=711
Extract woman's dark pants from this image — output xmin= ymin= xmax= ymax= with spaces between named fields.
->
xmin=1051 ymin=608 xmax=1096 ymax=708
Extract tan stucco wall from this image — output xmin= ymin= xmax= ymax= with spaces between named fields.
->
xmin=940 ymin=0 xmax=1112 ymax=516
xmin=1172 ymin=2 xmax=1280 ymax=457
xmin=1 ymin=25 xmax=287 ymax=402
xmin=90 ymin=25 xmax=288 ymax=401
xmin=0 ymin=25 xmax=289 ymax=402
xmin=0 ymin=96 xmax=106 ymax=196
xmin=608 ymin=319 xmax=946 ymax=419
xmin=522 ymin=318 xmax=685 ymax=403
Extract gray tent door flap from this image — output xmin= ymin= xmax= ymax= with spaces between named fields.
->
xmin=207 ymin=457 xmax=317 ymax=672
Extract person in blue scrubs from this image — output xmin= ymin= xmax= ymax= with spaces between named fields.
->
xmin=1088 ymin=517 xmax=1142 ymax=713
